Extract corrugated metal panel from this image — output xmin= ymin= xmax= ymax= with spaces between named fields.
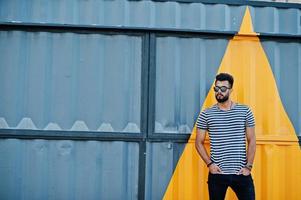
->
xmin=0 ymin=138 xmax=139 ymax=200
xmin=145 ymin=142 xmax=185 ymax=200
xmin=261 ymin=40 xmax=301 ymax=136
xmin=1 ymin=1 xmax=300 ymax=35
xmin=0 ymin=31 xmax=142 ymax=132
xmin=0 ymin=0 xmax=245 ymax=32
xmin=154 ymin=37 xmax=301 ymax=137
xmin=258 ymin=0 xmax=301 ymax=3
xmin=251 ymin=6 xmax=301 ymax=35
xmin=155 ymin=36 xmax=229 ymax=134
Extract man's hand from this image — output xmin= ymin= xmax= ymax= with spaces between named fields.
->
xmin=237 ymin=167 xmax=251 ymax=176
xmin=209 ymin=163 xmax=223 ymax=174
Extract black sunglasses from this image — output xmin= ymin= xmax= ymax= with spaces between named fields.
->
xmin=213 ymin=86 xmax=231 ymax=93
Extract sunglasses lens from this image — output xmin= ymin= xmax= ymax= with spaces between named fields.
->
xmin=220 ymin=87 xmax=227 ymax=92
xmin=214 ymin=86 xmax=229 ymax=92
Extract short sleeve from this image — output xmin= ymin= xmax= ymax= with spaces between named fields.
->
xmin=196 ymin=111 xmax=208 ymax=131
xmin=246 ymin=107 xmax=255 ymax=127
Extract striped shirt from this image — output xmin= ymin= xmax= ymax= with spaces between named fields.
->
xmin=196 ymin=103 xmax=255 ymax=174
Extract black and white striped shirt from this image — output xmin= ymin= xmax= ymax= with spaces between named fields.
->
xmin=196 ymin=103 xmax=255 ymax=174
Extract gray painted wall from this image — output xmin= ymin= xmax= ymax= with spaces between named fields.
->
xmin=0 ymin=139 xmax=139 ymax=200
xmin=0 ymin=31 xmax=142 ymax=133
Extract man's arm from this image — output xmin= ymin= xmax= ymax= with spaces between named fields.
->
xmin=195 ymin=128 xmax=222 ymax=174
xmin=195 ymin=128 xmax=211 ymax=165
xmin=246 ymin=126 xmax=256 ymax=166
xmin=238 ymin=126 xmax=256 ymax=175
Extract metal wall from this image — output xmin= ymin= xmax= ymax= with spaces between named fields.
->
xmin=153 ymin=35 xmax=301 ymax=136
xmin=0 ymin=30 xmax=142 ymax=132
xmin=261 ymin=40 xmax=301 ymax=136
xmin=1 ymin=0 xmax=300 ymax=35
xmin=145 ymin=142 xmax=185 ymax=200
xmin=0 ymin=1 xmax=301 ymax=200
xmin=0 ymin=27 xmax=146 ymax=199
xmin=155 ymin=36 xmax=229 ymax=134
xmin=0 ymin=139 xmax=139 ymax=200
xmin=0 ymin=0 xmax=245 ymax=32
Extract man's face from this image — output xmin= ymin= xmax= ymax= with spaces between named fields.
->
xmin=214 ymin=80 xmax=232 ymax=103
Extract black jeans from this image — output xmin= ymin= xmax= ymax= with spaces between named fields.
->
xmin=207 ymin=173 xmax=255 ymax=200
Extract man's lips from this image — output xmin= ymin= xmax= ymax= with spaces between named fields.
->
xmin=216 ymin=94 xmax=224 ymax=98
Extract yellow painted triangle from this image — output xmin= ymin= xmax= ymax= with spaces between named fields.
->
xmin=163 ymin=7 xmax=301 ymax=200
xmin=238 ymin=7 xmax=258 ymax=36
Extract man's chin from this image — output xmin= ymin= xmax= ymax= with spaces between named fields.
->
xmin=216 ymin=97 xmax=228 ymax=103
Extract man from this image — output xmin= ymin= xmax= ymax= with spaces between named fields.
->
xmin=195 ymin=73 xmax=256 ymax=200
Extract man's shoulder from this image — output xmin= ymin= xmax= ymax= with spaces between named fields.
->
xmin=201 ymin=105 xmax=217 ymax=114
xmin=235 ymin=103 xmax=252 ymax=111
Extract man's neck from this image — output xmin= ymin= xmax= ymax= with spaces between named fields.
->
xmin=217 ymin=100 xmax=233 ymax=111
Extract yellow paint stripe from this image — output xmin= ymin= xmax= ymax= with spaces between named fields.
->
xmin=237 ymin=7 xmax=258 ymax=36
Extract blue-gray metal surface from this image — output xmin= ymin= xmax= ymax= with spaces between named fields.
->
xmin=155 ymin=36 xmax=229 ymax=134
xmin=0 ymin=138 xmax=139 ymax=200
xmin=1 ymin=1 xmax=301 ymax=36
xmin=261 ymin=40 xmax=301 ymax=136
xmin=0 ymin=31 xmax=142 ymax=132
xmin=251 ymin=6 xmax=301 ymax=35
xmin=145 ymin=142 xmax=185 ymax=200
xmin=0 ymin=0 xmax=245 ymax=33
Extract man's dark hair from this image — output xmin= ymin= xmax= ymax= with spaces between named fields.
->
xmin=215 ymin=73 xmax=234 ymax=88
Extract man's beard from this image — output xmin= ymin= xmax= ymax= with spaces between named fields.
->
xmin=215 ymin=93 xmax=229 ymax=103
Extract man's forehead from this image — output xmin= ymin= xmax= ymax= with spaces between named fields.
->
xmin=215 ymin=80 xmax=230 ymax=86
